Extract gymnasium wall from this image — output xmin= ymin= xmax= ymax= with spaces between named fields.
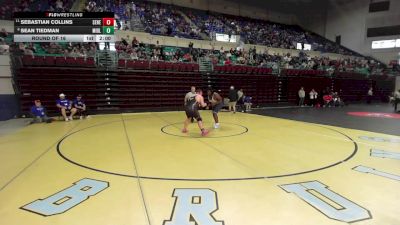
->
xmin=0 ymin=20 xmax=13 ymax=33
xmin=325 ymin=0 xmax=400 ymax=64
xmin=296 ymin=11 xmax=327 ymax=37
xmin=0 ymin=54 xmax=18 ymax=121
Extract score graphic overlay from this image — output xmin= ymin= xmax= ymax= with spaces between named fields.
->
xmin=14 ymin=12 xmax=115 ymax=42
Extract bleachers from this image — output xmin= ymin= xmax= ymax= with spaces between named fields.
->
xmin=17 ymin=67 xmax=99 ymax=114
xmin=14 ymin=55 xmax=395 ymax=115
xmin=117 ymin=71 xmax=204 ymax=108
xmin=214 ymin=65 xmax=273 ymax=75
xmin=119 ymin=59 xmax=199 ymax=72
xmin=286 ymin=76 xmax=332 ymax=103
xmin=213 ymin=74 xmax=278 ymax=105
xmin=22 ymin=55 xmax=95 ymax=68
xmin=332 ymin=73 xmax=394 ymax=103
xmin=281 ymin=69 xmax=326 ymax=76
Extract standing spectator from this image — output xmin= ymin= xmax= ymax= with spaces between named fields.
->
xmin=309 ymin=89 xmax=318 ymax=107
xmin=394 ymin=89 xmax=400 ymax=112
xmin=30 ymin=100 xmax=51 ymax=123
xmin=188 ymin=41 xmax=194 ymax=54
xmin=298 ymin=87 xmax=305 ymax=106
xmin=228 ymin=85 xmax=238 ymax=113
xmin=73 ymin=94 xmax=87 ymax=119
xmin=56 ymin=93 xmax=77 ymax=121
xmin=237 ymin=88 xmax=245 ymax=112
xmin=367 ymin=87 xmax=373 ymax=104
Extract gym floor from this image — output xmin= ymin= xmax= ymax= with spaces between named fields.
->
xmin=0 ymin=104 xmax=399 ymax=225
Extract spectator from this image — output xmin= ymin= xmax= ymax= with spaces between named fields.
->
xmin=224 ymin=57 xmax=232 ymax=65
xmin=30 ymin=100 xmax=51 ymax=123
xmin=0 ymin=28 xmax=8 ymax=41
xmin=309 ymin=89 xmax=318 ymax=107
xmin=323 ymin=93 xmax=334 ymax=107
xmin=73 ymin=94 xmax=87 ymax=119
xmin=0 ymin=41 xmax=9 ymax=54
xmin=367 ymin=87 xmax=373 ymax=104
xmin=132 ymin=37 xmax=139 ymax=48
xmin=228 ymin=85 xmax=238 ymax=113
xmin=244 ymin=96 xmax=252 ymax=111
xmin=394 ymin=89 xmax=400 ymax=112
xmin=237 ymin=88 xmax=245 ymax=112
xmin=298 ymin=87 xmax=305 ymax=106
xmin=56 ymin=93 xmax=77 ymax=121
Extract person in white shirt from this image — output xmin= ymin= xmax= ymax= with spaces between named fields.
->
xmin=298 ymin=87 xmax=305 ymax=106
xmin=309 ymin=89 xmax=318 ymax=107
xmin=367 ymin=87 xmax=373 ymax=104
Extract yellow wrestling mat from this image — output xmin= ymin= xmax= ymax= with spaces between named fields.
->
xmin=0 ymin=111 xmax=399 ymax=225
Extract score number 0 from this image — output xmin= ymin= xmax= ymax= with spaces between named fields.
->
xmin=102 ymin=18 xmax=114 ymax=26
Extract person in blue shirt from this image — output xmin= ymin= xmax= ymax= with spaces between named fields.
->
xmin=73 ymin=94 xmax=87 ymax=119
xmin=56 ymin=93 xmax=77 ymax=121
xmin=30 ymin=100 xmax=51 ymax=123
xmin=244 ymin=96 xmax=252 ymax=112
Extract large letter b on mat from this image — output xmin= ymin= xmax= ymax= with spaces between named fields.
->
xmin=164 ymin=189 xmax=224 ymax=225
xmin=21 ymin=178 xmax=109 ymax=216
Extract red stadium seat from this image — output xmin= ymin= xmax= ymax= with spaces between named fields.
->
xmin=55 ymin=57 xmax=66 ymax=66
xmin=126 ymin=60 xmax=135 ymax=69
xmin=172 ymin=63 xmax=180 ymax=71
xmin=66 ymin=57 xmax=76 ymax=66
xmin=44 ymin=56 xmax=55 ymax=66
xmin=165 ymin=62 xmax=173 ymax=71
xmin=76 ymin=57 xmax=85 ymax=67
xmin=142 ymin=60 xmax=150 ymax=70
xmin=158 ymin=61 xmax=166 ymax=70
xmin=33 ymin=56 xmax=45 ymax=66
xmin=22 ymin=55 xmax=34 ymax=66
xmin=118 ymin=59 xmax=126 ymax=68
xmin=150 ymin=61 xmax=159 ymax=70
xmin=85 ymin=57 xmax=95 ymax=67
xmin=226 ymin=65 xmax=233 ymax=74
xmin=193 ymin=63 xmax=199 ymax=72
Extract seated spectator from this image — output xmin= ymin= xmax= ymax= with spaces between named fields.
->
xmin=56 ymin=93 xmax=77 ymax=121
xmin=224 ymin=57 xmax=232 ymax=65
xmin=132 ymin=37 xmax=139 ymax=48
xmin=73 ymin=94 xmax=88 ymax=119
xmin=244 ymin=96 xmax=252 ymax=112
xmin=332 ymin=92 xmax=345 ymax=107
xmin=323 ymin=94 xmax=334 ymax=107
xmin=30 ymin=100 xmax=52 ymax=124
